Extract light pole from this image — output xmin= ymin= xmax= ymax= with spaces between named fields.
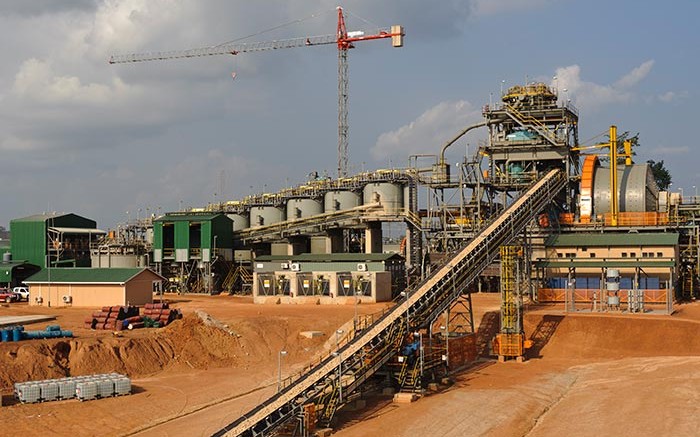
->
xmin=277 ymin=350 xmax=287 ymax=392
xmin=354 ymin=288 xmax=361 ymax=332
xmin=694 ymin=185 xmax=697 ymax=203
xmin=440 ymin=324 xmax=449 ymax=376
xmin=414 ymin=331 xmax=424 ymax=377
xmin=680 ymin=187 xmax=684 ymax=203
xmin=400 ymin=291 xmax=410 ymax=332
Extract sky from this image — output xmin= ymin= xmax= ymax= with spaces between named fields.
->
xmin=0 ymin=0 xmax=697 ymax=229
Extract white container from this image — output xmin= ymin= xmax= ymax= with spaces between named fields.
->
xmin=76 ymin=381 xmax=98 ymax=401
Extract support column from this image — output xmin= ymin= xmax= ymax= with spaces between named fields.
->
xmin=326 ymin=229 xmax=344 ymax=254
xmin=365 ymin=222 xmax=382 ymax=254
xmin=287 ymin=237 xmax=309 ymax=256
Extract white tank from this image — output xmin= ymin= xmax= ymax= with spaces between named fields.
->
xmin=286 ymin=198 xmax=323 ymax=220
xmin=324 ymin=190 xmax=361 ymax=213
xmin=250 ymin=206 xmax=285 ymax=228
xmin=363 ymin=182 xmax=403 ymax=214
xmin=227 ymin=213 xmax=250 ymax=231
xmin=606 ymin=269 xmax=620 ymax=278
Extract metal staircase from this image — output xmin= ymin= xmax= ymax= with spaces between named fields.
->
xmin=503 ymin=103 xmax=559 ymax=146
xmin=213 ymin=169 xmax=567 ymax=437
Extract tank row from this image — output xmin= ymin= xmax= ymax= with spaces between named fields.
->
xmin=225 ymin=181 xmax=411 ymax=230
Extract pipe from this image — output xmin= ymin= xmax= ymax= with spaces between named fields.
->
xmin=439 ymin=121 xmax=489 ymax=164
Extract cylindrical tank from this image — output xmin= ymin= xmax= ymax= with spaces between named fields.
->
xmin=2 ymin=252 xmax=11 ymax=262
xmin=286 ymin=198 xmax=323 ymax=220
xmin=324 ymin=190 xmax=361 ymax=213
xmin=592 ymin=163 xmax=659 ymax=214
xmin=606 ymin=269 xmax=620 ymax=278
xmin=145 ymin=228 xmax=154 ymax=245
xmin=91 ymin=254 xmax=139 ymax=268
xmin=227 ymin=213 xmax=250 ymax=231
xmin=250 ymin=206 xmax=285 ymax=228
xmin=363 ymin=182 xmax=403 ymax=214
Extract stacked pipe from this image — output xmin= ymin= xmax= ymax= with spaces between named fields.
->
xmin=84 ymin=306 xmax=139 ymax=330
xmin=0 ymin=325 xmax=73 ymax=342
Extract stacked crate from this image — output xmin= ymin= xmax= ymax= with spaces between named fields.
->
xmin=15 ymin=373 xmax=132 ymax=403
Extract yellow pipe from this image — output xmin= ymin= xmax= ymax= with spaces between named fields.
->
xmin=623 ymin=140 xmax=632 ymax=166
xmin=610 ymin=125 xmax=619 ymax=226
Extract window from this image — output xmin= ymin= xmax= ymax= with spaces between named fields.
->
xmin=630 ymin=252 xmax=636 ymax=258
xmin=589 ymin=253 xmax=596 ymax=258
xmin=566 ymin=252 xmax=575 ymax=258
xmin=582 ymin=247 xmax=588 ymax=252
xmin=622 ymin=252 xmax=628 ymax=258
xmin=657 ymin=252 xmax=663 ymax=258
xmin=557 ymin=253 xmax=563 ymax=258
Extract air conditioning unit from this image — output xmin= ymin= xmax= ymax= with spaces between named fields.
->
xmin=357 ymin=263 xmax=367 ymax=272
xmin=35 ymin=296 xmax=43 ymax=304
xmin=290 ymin=263 xmax=301 ymax=272
xmin=62 ymin=295 xmax=72 ymax=304
xmin=281 ymin=262 xmax=290 ymax=270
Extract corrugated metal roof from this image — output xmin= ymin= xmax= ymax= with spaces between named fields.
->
xmin=154 ymin=212 xmax=227 ymax=222
xmin=535 ymin=259 xmax=675 ymax=268
xmin=256 ymin=253 xmax=403 ymax=262
xmin=545 ymin=232 xmax=679 ymax=247
xmin=24 ymin=268 xmax=164 ymax=284
xmin=49 ymin=227 xmax=106 ymax=234
xmin=12 ymin=212 xmax=67 ymax=222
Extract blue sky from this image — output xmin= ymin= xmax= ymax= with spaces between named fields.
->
xmin=0 ymin=0 xmax=697 ymax=229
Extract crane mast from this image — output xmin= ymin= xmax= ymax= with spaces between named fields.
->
xmin=110 ymin=7 xmax=404 ymax=178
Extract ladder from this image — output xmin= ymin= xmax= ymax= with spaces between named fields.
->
xmin=503 ymin=103 xmax=559 ymax=146
xmin=214 ymin=169 xmax=566 ymax=437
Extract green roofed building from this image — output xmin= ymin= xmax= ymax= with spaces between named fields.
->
xmin=10 ymin=213 xmax=106 ymax=268
xmin=24 ymin=267 xmax=165 ymax=307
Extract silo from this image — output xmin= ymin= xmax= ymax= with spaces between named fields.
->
xmin=227 ymin=213 xmax=250 ymax=231
xmin=324 ymin=190 xmax=361 ymax=213
xmin=363 ymin=182 xmax=403 ymax=214
xmin=286 ymin=198 xmax=323 ymax=220
xmin=250 ymin=206 xmax=286 ymax=228
xmin=592 ymin=163 xmax=659 ymax=214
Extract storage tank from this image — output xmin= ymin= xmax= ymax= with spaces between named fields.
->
xmin=286 ymin=198 xmax=323 ymax=220
xmin=2 ymin=252 xmax=10 ymax=262
xmin=589 ymin=163 xmax=659 ymax=215
xmin=324 ymin=190 xmax=361 ymax=213
xmin=90 ymin=254 xmax=139 ymax=268
xmin=227 ymin=213 xmax=250 ymax=231
xmin=250 ymin=206 xmax=285 ymax=228
xmin=363 ymin=182 xmax=403 ymax=214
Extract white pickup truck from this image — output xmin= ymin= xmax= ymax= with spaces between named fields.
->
xmin=12 ymin=286 xmax=29 ymax=301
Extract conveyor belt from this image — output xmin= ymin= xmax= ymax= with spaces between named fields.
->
xmin=214 ymin=168 xmax=566 ymax=436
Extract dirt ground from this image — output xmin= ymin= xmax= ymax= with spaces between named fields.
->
xmin=1 ymin=294 xmax=700 ymax=436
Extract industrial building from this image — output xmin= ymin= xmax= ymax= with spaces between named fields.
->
xmin=10 ymin=213 xmax=105 ymax=269
xmin=251 ymin=253 xmax=404 ymax=303
xmin=24 ymin=268 xmax=163 ymax=307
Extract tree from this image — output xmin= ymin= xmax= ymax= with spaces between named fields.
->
xmin=647 ymin=160 xmax=672 ymax=191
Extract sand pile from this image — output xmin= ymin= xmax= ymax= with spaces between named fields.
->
xmin=0 ymin=314 xmax=241 ymax=390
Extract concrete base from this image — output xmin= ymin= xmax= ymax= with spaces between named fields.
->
xmin=315 ymin=428 xmax=333 ymax=437
xmin=393 ymin=392 xmax=418 ymax=404
xmin=381 ymin=387 xmax=395 ymax=396
xmin=300 ymin=331 xmax=325 ymax=339
xmin=441 ymin=377 xmax=452 ymax=385
xmin=344 ymin=399 xmax=367 ymax=412
xmin=427 ymin=383 xmax=439 ymax=391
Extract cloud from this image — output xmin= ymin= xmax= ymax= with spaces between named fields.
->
xmin=371 ymin=100 xmax=481 ymax=160
xmin=0 ymin=0 xmax=97 ymax=17
xmin=553 ymin=60 xmax=654 ymax=110
xmin=649 ymin=145 xmax=690 ymax=155
xmin=12 ymin=58 xmax=132 ymax=104
xmin=657 ymin=91 xmax=688 ymax=103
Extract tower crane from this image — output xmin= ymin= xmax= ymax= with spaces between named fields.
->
xmin=110 ymin=7 xmax=404 ymax=178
